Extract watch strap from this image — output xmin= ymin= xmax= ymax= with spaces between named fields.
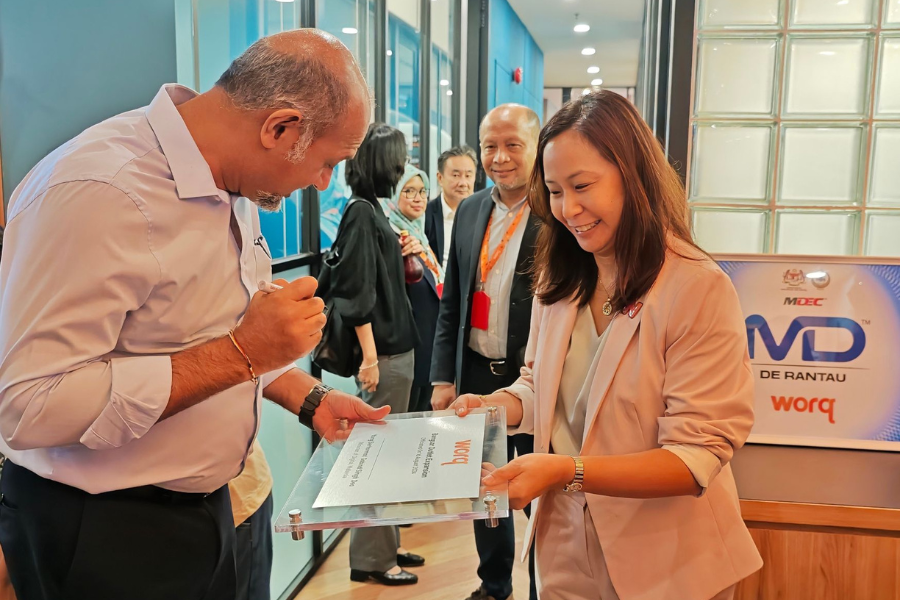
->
xmin=299 ymin=383 xmax=332 ymax=430
xmin=564 ymin=456 xmax=585 ymax=492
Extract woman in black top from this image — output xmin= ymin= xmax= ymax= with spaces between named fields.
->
xmin=329 ymin=123 xmax=425 ymax=587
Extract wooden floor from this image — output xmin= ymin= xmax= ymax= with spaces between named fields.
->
xmin=295 ymin=512 xmax=531 ymax=600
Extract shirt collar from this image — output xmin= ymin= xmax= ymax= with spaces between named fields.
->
xmin=146 ymin=84 xmax=229 ymax=202
xmin=489 ymin=186 xmax=527 ymax=212
xmin=440 ymin=194 xmax=455 ymax=219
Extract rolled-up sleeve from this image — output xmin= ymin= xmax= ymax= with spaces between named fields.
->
xmin=502 ymin=297 xmax=542 ymax=436
xmin=0 ymin=181 xmax=166 ymax=451
xmin=657 ymin=267 xmax=755 ymax=494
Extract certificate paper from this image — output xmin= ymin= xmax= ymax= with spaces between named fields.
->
xmin=313 ymin=414 xmax=486 ymax=509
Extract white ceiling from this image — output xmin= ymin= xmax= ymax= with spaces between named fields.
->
xmin=506 ymin=0 xmax=646 ymax=89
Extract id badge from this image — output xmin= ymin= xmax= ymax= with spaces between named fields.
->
xmin=471 ymin=290 xmax=490 ymax=330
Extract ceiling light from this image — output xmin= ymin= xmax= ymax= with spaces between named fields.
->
xmin=581 ymin=47 xmax=596 ymax=56
xmin=591 ymin=78 xmax=603 ymax=86
xmin=342 ymin=27 xmax=358 ymax=34
xmin=582 ymin=88 xmax=591 ymax=96
xmin=440 ymin=79 xmax=450 ymax=86
xmin=387 ymin=50 xmax=393 ymax=56
xmin=587 ymin=66 xmax=600 ymax=74
xmin=574 ymin=23 xmax=590 ymax=33
xmin=275 ymin=0 xmax=294 ymax=3
xmin=447 ymin=90 xmax=453 ymax=96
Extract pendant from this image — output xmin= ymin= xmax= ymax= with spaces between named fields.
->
xmin=602 ymin=299 xmax=613 ymax=316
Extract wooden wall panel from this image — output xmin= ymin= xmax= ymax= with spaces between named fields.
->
xmin=735 ymin=528 xmax=900 ymax=600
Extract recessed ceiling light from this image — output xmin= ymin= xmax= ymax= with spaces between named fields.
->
xmin=582 ymin=88 xmax=591 ymax=96
xmin=581 ymin=47 xmax=596 ymax=56
xmin=574 ymin=23 xmax=590 ymax=33
xmin=440 ymin=79 xmax=450 ymax=86
xmin=591 ymin=78 xmax=604 ymax=86
xmin=342 ymin=27 xmax=358 ymax=34
xmin=275 ymin=0 xmax=294 ymax=3
xmin=387 ymin=50 xmax=393 ymax=56
xmin=587 ymin=66 xmax=600 ymax=74
xmin=446 ymin=90 xmax=453 ymax=96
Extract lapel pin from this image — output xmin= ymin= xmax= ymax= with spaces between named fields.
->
xmin=623 ymin=302 xmax=643 ymax=319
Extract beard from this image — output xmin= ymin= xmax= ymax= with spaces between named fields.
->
xmin=253 ymin=192 xmax=284 ymax=212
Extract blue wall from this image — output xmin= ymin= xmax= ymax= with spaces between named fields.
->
xmin=487 ymin=0 xmax=544 ymax=114
xmin=0 ymin=0 xmax=178 ymax=206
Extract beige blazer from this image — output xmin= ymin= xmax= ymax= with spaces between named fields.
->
xmin=505 ymin=243 xmax=763 ymax=600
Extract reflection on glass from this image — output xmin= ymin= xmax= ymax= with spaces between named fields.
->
xmin=388 ymin=0 xmax=422 ymax=166
xmin=778 ymin=126 xmax=864 ymax=205
xmin=695 ymin=37 xmax=780 ymax=116
xmin=791 ymin=0 xmax=875 ymax=27
xmin=868 ymin=126 xmax=900 ymax=207
xmin=865 ymin=212 xmax=900 ymax=256
xmin=876 ymin=36 xmax=900 ymax=115
xmin=783 ymin=35 xmax=872 ymax=117
xmin=690 ymin=124 xmax=772 ymax=203
xmin=699 ymin=0 xmax=781 ymax=29
xmin=888 ymin=0 xmax=900 ymax=26
xmin=775 ymin=210 xmax=859 ymax=255
xmin=317 ymin=0 xmax=376 ymax=250
xmin=430 ymin=0 xmax=454 ymax=187
xmin=693 ymin=208 xmax=769 ymax=253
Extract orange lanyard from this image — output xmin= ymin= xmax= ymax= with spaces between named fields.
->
xmin=419 ymin=247 xmax=442 ymax=283
xmin=479 ymin=202 xmax=527 ymax=286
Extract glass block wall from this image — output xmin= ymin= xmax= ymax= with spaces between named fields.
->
xmin=689 ymin=0 xmax=900 ymax=257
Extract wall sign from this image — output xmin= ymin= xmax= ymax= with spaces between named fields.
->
xmin=717 ymin=255 xmax=900 ymax=452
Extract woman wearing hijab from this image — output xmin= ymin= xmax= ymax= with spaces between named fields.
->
xmin=380 ymin=165 xmax=445 ymax=414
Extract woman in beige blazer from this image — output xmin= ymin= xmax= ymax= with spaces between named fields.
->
xmin=451 ymin=91 xmax=762 ymax=600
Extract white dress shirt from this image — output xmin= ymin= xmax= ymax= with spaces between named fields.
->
xmin=0 ymin=84 xmax=290 ymax=494
xmin=440 ymin=194 xmax=456 ymax=269
xmin=467 ymin=188 xmax=530 ymax=360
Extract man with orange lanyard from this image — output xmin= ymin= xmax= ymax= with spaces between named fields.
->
xmin=430 ymin=104 xmax=540 ymax=600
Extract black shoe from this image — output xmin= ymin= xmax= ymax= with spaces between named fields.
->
xmin=397 ymin=551 xmax=426 ymax=567
xmin=465 ymin=587 xmax=500 ymax=600
xmin=350 ymin=568 xmax=418 ymax=586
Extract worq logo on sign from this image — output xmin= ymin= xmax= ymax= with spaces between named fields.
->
xmin=718 ymin=259 xmax=900 ymax=451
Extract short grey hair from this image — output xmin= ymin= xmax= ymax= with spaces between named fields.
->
xmin=216 ymin=36 xmax=352 ymax=148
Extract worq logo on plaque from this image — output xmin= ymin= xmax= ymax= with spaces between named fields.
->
xmin=718 ymin=258 xmax=900 ymax=451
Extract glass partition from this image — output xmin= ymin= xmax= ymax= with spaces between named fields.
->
xmin=317 ymin=0 xmax=376 ymax=251
xmin=387 ymin=0 xmax=422 ymax=166
xmin=429 ymin=0 xmax=455 ymax=185
xmin=690 ymin=0 xmax=900 ymax=256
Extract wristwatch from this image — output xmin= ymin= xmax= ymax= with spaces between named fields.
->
xmin=298 ymin=383 xmax=333 ymax=430
xmin=563 ymin=457 xmax=585 ymax=493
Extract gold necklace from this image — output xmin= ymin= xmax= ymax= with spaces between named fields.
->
xmin=598 ymin=275 xmax=615 ymax=316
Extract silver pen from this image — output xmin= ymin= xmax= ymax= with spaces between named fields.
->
xmin=258 ymin=281 xmax=283 ymax=294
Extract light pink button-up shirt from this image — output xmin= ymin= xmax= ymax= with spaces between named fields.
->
xmin=0 ymin=85 xmax=290 ymax=494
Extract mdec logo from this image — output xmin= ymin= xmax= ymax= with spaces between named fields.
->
xmin=784 ymin=297 xmax=824 ymax=306
xmin=746 ymin=315 xmax=866 ymax=362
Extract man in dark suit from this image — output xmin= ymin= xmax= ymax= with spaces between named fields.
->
xmin=425 ymin=146 xmax=478 ymax=270
xmin=430 ymin=105 xmax=540 ymax=600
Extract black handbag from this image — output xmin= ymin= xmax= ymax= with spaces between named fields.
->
xmin=312 ymin=199 xmax=371 ymax=377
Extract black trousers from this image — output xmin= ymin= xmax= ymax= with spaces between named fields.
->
xmin=0 ymin=461 xmax=236 ymax=600
xmin=462 ymin=350 xmax=538 ymax=600
xmin=235 ymin=492 xmax=274 ymax=600
xmin=409 ymin=383 xmax=434 ymax=413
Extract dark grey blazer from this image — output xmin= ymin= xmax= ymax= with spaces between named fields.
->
xmin=429 ymin=187 xmax=539 ymax=390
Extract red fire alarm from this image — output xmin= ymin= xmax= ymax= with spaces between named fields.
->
xmin=513 ymin=67 xmax=523 ymax=84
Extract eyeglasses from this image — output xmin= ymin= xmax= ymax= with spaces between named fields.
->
xmin=400 ymin=188 xmax=429 ymax=200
